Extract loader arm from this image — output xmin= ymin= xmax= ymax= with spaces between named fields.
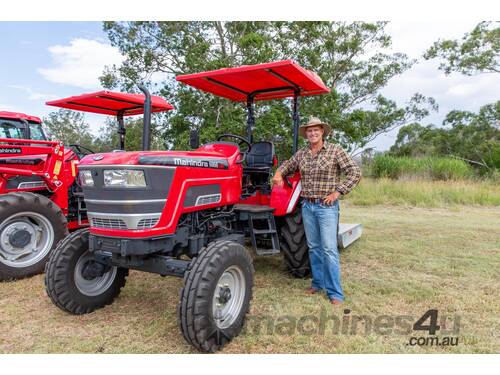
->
xmin=0 ymin=138 xmax=66 ymax=192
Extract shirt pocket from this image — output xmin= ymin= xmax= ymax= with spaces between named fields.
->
xmin=317 ymin=153 xmax=334 ymax=171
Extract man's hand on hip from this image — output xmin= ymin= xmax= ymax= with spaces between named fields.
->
xmin=323 ymin=191 xmax=340 ymax=205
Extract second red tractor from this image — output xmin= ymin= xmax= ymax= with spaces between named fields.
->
xmin=0 ymin=88 xmax=173 ymax=280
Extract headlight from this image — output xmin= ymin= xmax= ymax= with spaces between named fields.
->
xmin=103 ymin=169 xmax=146 ymax=187
xmin=79 ymin=170 xmax=94 ymax=187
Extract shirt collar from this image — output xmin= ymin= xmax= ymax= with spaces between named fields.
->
xmin=308 ymin=140 xmax=328 ymax=153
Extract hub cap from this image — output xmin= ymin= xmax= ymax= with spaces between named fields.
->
xmin=212 ymin=265 xmax=246 ymax=329
xmin=74 ymin=252 xmax=117 ymax=296
xmin=0 ymin=212 xmax=54 ymax=267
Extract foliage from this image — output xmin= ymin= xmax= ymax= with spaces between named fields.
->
xmin=42 ymin=109 xmax=94 ymax=150
xmin=93 ymin=116 xmax=167 ymax=153
xmin=370 ymin=155 xmax=473 ymax=180
xmin=100 ymin=21 xmax=436 ymax=158
xmin=390 ymin=101 xmax=500 ymax=173
xmin=424 ymin=21 xmax=500 ymax=75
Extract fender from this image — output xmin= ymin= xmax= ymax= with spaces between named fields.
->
xmin=269 ymin=171 xmax=301 ymax=216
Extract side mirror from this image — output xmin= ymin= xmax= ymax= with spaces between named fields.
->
xmin=189 ymin=129 xmax=200 ymax=149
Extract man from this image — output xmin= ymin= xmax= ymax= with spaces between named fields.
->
xmin=272 ymin=117 xmax=361 ymax=305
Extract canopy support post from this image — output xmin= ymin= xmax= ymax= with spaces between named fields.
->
xmin=292 ymin=90 xmax=300 ymax=154
xmin=246 ymin=96 xmax=255 ymax=144
xmin=117 ymin=110 xmax=125 ymax=150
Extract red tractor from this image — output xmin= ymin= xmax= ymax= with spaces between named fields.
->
xmin=45 ymin=61 xmax=362 ymax=352
xmin=0 ymin=88 xmax=173 ymax=280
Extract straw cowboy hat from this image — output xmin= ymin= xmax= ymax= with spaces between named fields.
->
xmin=298 ymin=116 xmax=332 ymax=138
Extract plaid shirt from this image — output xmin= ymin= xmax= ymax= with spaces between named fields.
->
xmin=277 ymin=141 xmax=361 ymax=198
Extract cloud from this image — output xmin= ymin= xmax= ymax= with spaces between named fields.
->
xmin=7 ymin=85 xmax=58 ymax=101
xmin=0 ymin=103 xmax=23 ymax=112
xmin=37 ymin=38 xmax=124 ymax=89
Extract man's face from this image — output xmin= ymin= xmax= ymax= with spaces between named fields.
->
xmin=305 ymin=125 xmax=324 ymax=144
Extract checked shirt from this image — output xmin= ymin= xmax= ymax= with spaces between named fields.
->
xmin=277 ymin=141 xmax=361 ymax=198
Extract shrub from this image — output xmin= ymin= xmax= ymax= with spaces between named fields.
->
xmin=370 ymin=155 xmax=472 ymax=180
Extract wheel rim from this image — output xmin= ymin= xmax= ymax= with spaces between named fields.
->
xmin=212 ymin=265 xmax=246 ymax=329
xmin=74 ymin=252 xmax=117 ymax=296
xmin=0 ymin=211 xmax=54 ymax=268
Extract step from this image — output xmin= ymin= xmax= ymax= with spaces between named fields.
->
xmin=252 ymin=228 xmax=277 ymax=235
xmin=255 ymin=248 xmax=281 ymax=256
xmin=233 ymin=204 xmax=275 ymax=213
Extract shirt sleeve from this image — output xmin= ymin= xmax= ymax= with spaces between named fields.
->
xmin=277 ymin=150 xmax=301 ymax=176
xmin=335 ymin=146 xmax=362 ymax=195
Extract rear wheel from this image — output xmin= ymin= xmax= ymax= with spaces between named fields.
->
xmin=177 ymin=240 xmax=254 ymax=352
xmin=280 ymin=207 xmax=311 ymax=278
xmin=0 ymin=192 xmax=68 ymax=281
xmin=45 ymin=228 xmax=128 ymax=315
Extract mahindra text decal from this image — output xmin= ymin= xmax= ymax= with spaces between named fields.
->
xmin=173 ymin=157 xmax=226 ymax=169
xmin=139 ymin=155 xmax=229 ymax=169
xmin=0 ymin=148 xmax=22 ymax=154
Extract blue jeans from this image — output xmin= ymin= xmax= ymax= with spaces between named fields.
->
xmin=301 ymin=199 xmax=344 ymax=301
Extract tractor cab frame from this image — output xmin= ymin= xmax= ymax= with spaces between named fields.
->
xmin=0 ymin=111 xmax=47 ymax=141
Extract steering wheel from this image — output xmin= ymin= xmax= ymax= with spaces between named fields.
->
xmin=217 ymin=134 xmax=252 ymax=164
xmin=69 ymin=144 xmax=95 ymax=160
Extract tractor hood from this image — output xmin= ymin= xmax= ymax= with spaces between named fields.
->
xmin=79 ymin=143 xmax=241 ymax=169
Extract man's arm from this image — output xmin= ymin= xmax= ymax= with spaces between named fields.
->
xmin=272 ymin=151 xmax=301 ymax=187
xmin=335 ymin=146 xmax=362 ymax=195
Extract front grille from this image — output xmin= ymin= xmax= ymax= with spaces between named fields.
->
xmin=91 ymin=217 xmax=127 ymax=230
xmin=137 ymin=217 xmax=160 ymax=230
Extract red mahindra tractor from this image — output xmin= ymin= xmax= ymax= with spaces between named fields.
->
xmin=45 ymin=61 xmax=362 ymax=352
xmin=0 ymin=89 xmax=173 ymax=280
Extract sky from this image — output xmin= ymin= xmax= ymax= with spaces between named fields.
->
xmin=0 ymin=21 xmax=498 ymax=151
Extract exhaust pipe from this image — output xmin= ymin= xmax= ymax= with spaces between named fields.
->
xmin=138 ymin=84 xmax=152 ymax=151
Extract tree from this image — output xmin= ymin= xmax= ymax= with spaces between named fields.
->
xmin=43 ymin=109 xmax=94 ymax=149
xmin=390 ymin=101 xmax=500 ymax=173
xmin=93 ymin=116 xmax=167 ymax=153
xmin=424 ymin=21 xmax=500 ymax=75
xmin=100 ymin=21 xmax=436 ymax=158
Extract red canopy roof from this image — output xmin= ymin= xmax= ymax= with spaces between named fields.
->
xmin=46 ymin=90 xmax=174 ymax=116
xmin=0 ymin=111 xmax=41 ymax=123
xmin=176 ymin=60 xmax=330 ymax=102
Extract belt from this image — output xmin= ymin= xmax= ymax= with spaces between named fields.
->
xmin=303 ymin=197 xmax=325 ymax=204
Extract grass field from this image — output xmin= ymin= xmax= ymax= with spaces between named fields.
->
xmin=1 ymin=203 xmax=498 ymax=354
xmin=348 ymin=178 xmax=500 ymax=207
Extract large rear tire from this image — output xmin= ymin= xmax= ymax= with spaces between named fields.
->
xmin=45 ymin=228 xmax=128 ymax=315
xmin=0 ymin=192 xmax=68 ymax=281
xmin=177 ymin=240 xmax=254 ymax=352
xmin=280 ymin=207 xmax=311 ymax=278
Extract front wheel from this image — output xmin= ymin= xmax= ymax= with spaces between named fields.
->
xmin=45 ymin=228 xmax=128 ymax=315
xmin=0 ymin=192 xmax=68 ymax=281
xmin=177 ymin=240 xmax=254 ymax=352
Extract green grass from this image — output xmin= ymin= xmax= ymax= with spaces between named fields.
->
xmin=370 ymin=155 xmax=473 ymax=180
xmin=1 ymin=204 xmax=499 ymax=353
xmin=347 ymin=178 xmax=500 ymax=207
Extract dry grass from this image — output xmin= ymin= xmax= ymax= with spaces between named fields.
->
xmin=1 ymin=204 xmax=499 ymax=353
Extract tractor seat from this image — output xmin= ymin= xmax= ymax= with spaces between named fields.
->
xmin=244 ymin=141 xmax=275 ymax=172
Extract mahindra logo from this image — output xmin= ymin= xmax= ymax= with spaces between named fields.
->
xmin=93 ymin=154 xmax=104 ymax=161
xmin=173 ymin=158 xmax=224 ymax=169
